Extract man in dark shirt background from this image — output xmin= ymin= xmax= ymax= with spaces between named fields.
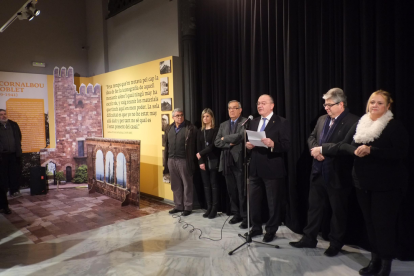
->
xmin=163 ymin=108 xmax=197 ymax=216
xmin=0 ymin=109 xmax=23 ymax=214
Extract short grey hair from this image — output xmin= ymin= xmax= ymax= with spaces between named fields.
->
xmin=228 ymin=100 xmax=241 ymax=108
xmin=258 ymin=94 xmax=274 ymax=103
xmin=322 ymin=88 xmax=347 ymax=107
xmin=172 ymin=108 xmax=184 ymax=117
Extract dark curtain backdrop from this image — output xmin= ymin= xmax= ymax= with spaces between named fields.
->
xmin=194 ymin=0 xmax=414 ymax=260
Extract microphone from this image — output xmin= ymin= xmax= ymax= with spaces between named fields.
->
xmin=240 ymin=115 xmax=253 ymax=126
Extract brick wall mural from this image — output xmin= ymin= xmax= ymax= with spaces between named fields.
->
xmin=86 ymin=138 xmax=140 ymax=207
xmin=40 ymin=67 xmax=103 ymax=181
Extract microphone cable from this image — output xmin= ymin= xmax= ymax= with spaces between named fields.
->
xmin=171 ymin=212 xmax=232 ymax=241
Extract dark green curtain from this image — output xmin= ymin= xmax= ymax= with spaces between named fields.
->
xmin=195 ymin=0 xmax=414 ymax=260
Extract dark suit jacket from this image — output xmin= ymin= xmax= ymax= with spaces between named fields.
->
xmin=0 ymin=119 xmax=22 ymax=161
xmin=308 ymin=111 xmax=359 ymax=189
xmin=215 ymin=117 xmax=247 ymax=172
xmin=248 ymin=114 xmax=290 ymax=179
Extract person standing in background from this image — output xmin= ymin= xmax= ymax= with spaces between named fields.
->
xmin=0 ymin=109 xmax=23 ymax=213
xmin=197 ymin=108 xmax=220 ymax=219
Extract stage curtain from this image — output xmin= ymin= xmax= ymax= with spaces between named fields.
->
xmin=195 ymin=0 xmax=414 ymax=260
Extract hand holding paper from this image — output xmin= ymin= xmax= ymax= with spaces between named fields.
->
xmin=246 ymin=130 xmax=268 ymax=148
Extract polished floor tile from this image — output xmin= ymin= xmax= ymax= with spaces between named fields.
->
xmin=1 ymin=209 xmax=414 ymax=276
xmin=4 ymin=188 xmax=171 ymax=243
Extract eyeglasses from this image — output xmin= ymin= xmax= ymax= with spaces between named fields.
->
xmin=174 ymin=114 xmax=184 ymax=118
xmin=323 ymin=102 xmax=340 ymax=108
xmin=228 ymin=107 xmax=240 ymax=110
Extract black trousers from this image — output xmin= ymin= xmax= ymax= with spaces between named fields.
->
xmin=0 ymin=153 xmax=19 ymax=195
xmin=224 ymin=161 xmax=246 ymax=219
xmin=249 ymin=176 xmax=285 ymax=234
xmin=356 ymin=188 xmax=402 ymax=260
xmin=303 ymin=174 xmax=351 ymax=249
xmin=200 ymin=168 xmax=219 ymax=207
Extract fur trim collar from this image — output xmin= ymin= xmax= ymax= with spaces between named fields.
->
xmin=353 ymin=110 xmax=393 ymax=144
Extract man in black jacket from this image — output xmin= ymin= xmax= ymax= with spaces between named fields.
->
xmin=163 ymin=108 xmax=197 ymax=216
xmin=245 ymin=94 xmax=291 ymax=243
xmin=0 ymin=109 xmax=23 ymax=214
xmin=289 ymin=88 xmax=359 ymax=256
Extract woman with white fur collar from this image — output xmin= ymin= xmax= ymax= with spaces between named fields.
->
xmin=340 ymin=90 xmax=409 ymax=276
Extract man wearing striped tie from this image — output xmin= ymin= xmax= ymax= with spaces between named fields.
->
xmin=245 ymin=94 xmax=291 ymax=243
xmin=289 ymin=88 xmax=359 ymax=256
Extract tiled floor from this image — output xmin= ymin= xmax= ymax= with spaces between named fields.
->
xmin=1 ymin=187 xmax=413 ymax=275
xmin=5 ymin=187 xmax=172 ymax=244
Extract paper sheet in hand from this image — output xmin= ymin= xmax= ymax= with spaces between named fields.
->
xmin=246 ymin=130 xmax=268 ymax=148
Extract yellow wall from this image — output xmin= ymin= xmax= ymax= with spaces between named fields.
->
xmin=91 ymin=57 xmax=174 ymax=200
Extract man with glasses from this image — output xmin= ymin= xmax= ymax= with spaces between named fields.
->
xmin=245 ymin=94 xmax=291 ymax=243
xmin=215 ymin=100 xmax=248 ymax=228
xmin=289 ymin=88 xmax=359 ymax=256
xmin=163 ymin=108 xmax=197 ymax=216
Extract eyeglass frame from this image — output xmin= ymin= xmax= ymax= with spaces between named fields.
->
xmin=228 ymin=107 xmax=240 ymax=110
xmin=173 ymin=114 xmax=184 ymax=118
xmin=323 ymin=102 xmax=340 ymax=108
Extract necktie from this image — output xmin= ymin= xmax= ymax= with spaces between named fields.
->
xmin=329 ymin=118 xmax=335 ymax=128
xmin=231 ymin=121 xmax=235 ymax=132
xmin=260 ymin=118 xmax=267 ymax=132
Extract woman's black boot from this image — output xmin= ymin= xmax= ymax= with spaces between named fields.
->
xmin=375 ymin=259 xmax=392 ymax=276
xmin=359 ymin=253 xmax=381 ymax=275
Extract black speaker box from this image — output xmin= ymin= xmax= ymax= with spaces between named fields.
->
xmin=30 ymin=166 xmax=48 ymax=195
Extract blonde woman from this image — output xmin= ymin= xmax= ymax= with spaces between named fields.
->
xmin=196 ymin=108 xmax=220 ymax=218
xmin=340 ymin=90 xmax=409 ymax=276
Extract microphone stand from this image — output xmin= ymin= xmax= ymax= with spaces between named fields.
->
xmin=228 ymin=120 xmax=279 ymax=255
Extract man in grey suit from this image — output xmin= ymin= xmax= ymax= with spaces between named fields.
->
xmin=215 ymin=100 xmax=248 ymax=229
xmin=289 ymin=88 xmax=359 ymax=256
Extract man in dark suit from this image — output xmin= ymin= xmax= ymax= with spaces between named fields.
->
xmin=245 ymin=94 xmax=291 ymax=243
xmin=289 ymin=88 xmax=359 ymax=256
xmin=0 ymin=109 xmax=23 ymax=214
xmin=215 ymin=100 xmax=248 ymax=229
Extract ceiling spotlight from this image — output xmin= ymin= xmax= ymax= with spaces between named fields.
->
xmin=29 ymin=6 xmax=40 ymax=16
xmin=0 ymin=0 xmax=40 ymax=33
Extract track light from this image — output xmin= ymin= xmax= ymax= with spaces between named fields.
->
xmin=0 ymin=0 xmax=41 ymax=33
xmin=29 ymin=6 xmax=40 ymax=16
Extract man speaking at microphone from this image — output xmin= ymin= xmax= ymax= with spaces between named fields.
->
xmin=245 ymin=94 xmax=291 ymax=242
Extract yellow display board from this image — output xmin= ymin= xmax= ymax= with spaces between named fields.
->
xmin=6 ymin=98 xmax=46 ymax=152
xmin=90 ymin=57 xmax=174 ymax=200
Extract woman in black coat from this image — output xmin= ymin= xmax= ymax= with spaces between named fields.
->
xmin=340 ymin=90 xmax=409 ymax=276
xmin=196 ymin=108 xmax=220 ymax=219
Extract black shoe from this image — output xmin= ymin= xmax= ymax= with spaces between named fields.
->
xmin=324 ymin=246 xmax=340 ymax=257
xmin=181 ymin=210 xmax=192 ymax=216
xmin=244 ymin=229 xmax=263 ymax=238
xmin=239 ymin=219 xmax=248 ymax=229
xmin=289 ymin=238 xmax=317 ymax=248
xmin=208 ymin=207 xmax=217 ymax=219
xmin=359 ymin=253 xmax=381 ymax=275
xmin=203 ymin=207 xmax=212 ymax=218
xmin=169 ymin=208 xmax=183 ymax=214
xmin=229 ymin=216 xmax=243 ymax=224
xmin=263 ymin=233 xmax=275 ymax=243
